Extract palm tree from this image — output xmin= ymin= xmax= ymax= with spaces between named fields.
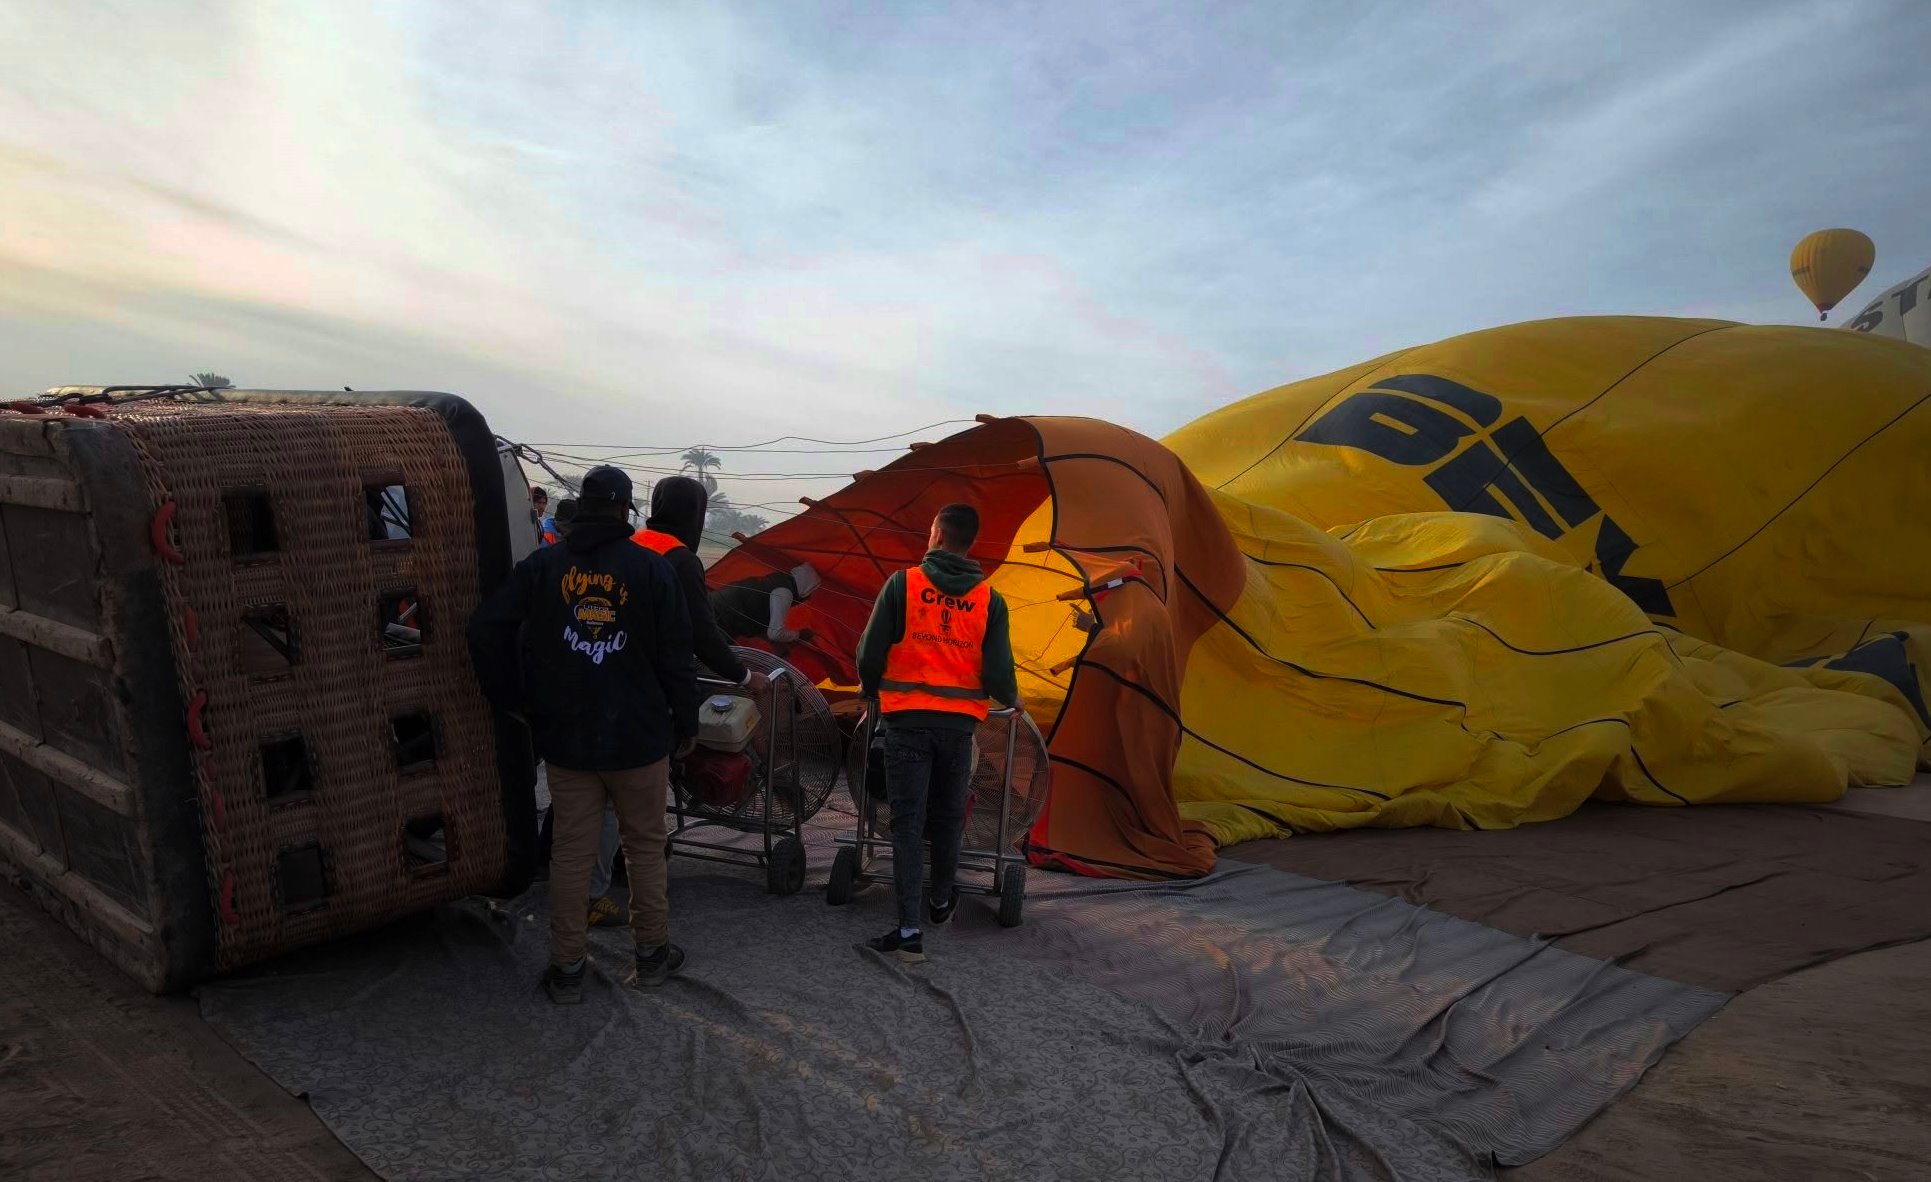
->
xmin=702 ymin=494 xmax=768 ymax=543
xmin=189 ymin=372 xmax=232 ymax=389
xmin=680 ymin=447 xmax=721 ymax=493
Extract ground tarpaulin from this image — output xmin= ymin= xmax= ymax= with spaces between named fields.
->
xmin=198 ymin=841 xmax=1720 ymax=1181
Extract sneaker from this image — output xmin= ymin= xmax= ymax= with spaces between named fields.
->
xmin=926 ymin=888 xmax=959 ymax=927
xmin=626 ymin=943 xmax=686 ymax=987
xmin=587 ymin=896 xmax=629 ymax=928
xmin=867 ymin=929 xmax=927 ymax=964
xmin=542 ymin=961 xmax=585 ymax=1005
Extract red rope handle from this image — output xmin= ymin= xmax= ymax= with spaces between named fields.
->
xmin=218 ymin=871 xmax=238 ymax=924
xmin=150 ymin=501 xmax=184 ymax=563
xmin=62 ymin=403 xmax=107 ymax=419
xmin=183 ymin=606 xmax=199 ymax=650
xmin=186 ymin=691 xmax=211 ymax=749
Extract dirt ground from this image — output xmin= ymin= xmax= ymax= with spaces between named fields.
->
xmin=0 ymin=883 xmax=372 ymax=1182
xmin=3 ymin=877 xmax=1928 ymax=1181
xmin=1508 ymin=937 xmax=1931 ymax=1181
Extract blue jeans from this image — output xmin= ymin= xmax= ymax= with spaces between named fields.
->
xmin=883 ymin=725 xmax=975 ymax=931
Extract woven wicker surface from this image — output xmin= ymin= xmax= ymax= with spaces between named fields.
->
xmin=111 ymin=403 xmax=504 ymax=970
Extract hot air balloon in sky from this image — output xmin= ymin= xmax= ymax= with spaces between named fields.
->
xmin=1791 ymin=228 xmax=1875 ymax=320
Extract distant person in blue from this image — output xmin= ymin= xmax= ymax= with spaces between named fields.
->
xmin=530 ymin=484 xmax=557 ymax=547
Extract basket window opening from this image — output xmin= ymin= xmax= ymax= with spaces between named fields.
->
xmin=239 ymin=603 xmax=297 ymax=678
xmin=276 ymin=843 xmax=330 ymax=910
xmin=403 ymin=813 xmax=448 ymax=871
xmin=391 ymin=711 xmax=437 ymax=772
xmin=380 ymin=590 xmax=423 ymax=657
xmin=365 ymin=483 xmax=411 ymax=541
xmin=222 ymin=489 xmax=278 ymax=558
xmin=260 ymin=734 xmax=316 ymax=803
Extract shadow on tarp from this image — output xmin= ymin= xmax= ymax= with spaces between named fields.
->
xmin=197 ymin=851 xmax=1721 ymax=1181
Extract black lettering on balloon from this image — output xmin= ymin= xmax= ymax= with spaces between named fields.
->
xmin=1491 ymin=417 xmax=1600 ymax=528
xmin=1295 ymin=373 xmax=1506 ymax=465
xmin=1296 ymin=391 xmax=1476 ymax=466
xmin=1821 ymin=632 xmax=1930 ymax=726
xmin=1296 ymin=374 xmax=1678 ymax=619
xmin=1593 ymin=515 xmax=1674 ymax=616
xmin=1368 ymin=374 xmax=1504 ymax=426
xmin=1897 ymin=276 xmax=1923 ymax=318
xmin=1425 ymin=441 xmax=1563 ymax=539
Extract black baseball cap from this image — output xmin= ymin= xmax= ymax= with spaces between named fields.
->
xmin=577 ymin=465 xmax=633 ymax=506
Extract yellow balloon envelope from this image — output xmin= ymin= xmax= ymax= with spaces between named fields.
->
xmin=1791 ymin=228 xmax=1875 ymax=319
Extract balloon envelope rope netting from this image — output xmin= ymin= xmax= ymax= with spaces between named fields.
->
xmin=826 ymin=705 xmax=1051 ymax=928
xmin=665 ymin=647 xmax=843 ymax=895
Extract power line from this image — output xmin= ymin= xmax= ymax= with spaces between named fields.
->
xmin=534 ymin=454 xmax=1032 ymax=481
xmin=523 ymin=418 xmax=976 ymax=456
xmin=534 ymin=444 xmax=928 ymax=456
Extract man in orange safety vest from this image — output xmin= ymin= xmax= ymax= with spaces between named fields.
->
xmin=855 ymin=503 xmax=1018 ymax=963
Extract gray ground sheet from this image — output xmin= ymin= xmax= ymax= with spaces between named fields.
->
xmin=198 ymin=835 xmax=1723 ymax=1182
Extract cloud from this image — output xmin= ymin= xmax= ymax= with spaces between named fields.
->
xmin=2 ymin=0 xmax=1928 ymax=510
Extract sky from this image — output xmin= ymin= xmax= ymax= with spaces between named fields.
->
xmin=2 ymin=0 xmax=1927 ymax=514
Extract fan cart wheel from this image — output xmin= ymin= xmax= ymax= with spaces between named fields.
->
xmin=827 ymin=844 xmax=859 ymax=906
xmin=997 ymin=862 xmax=1027 ymax=928
xmin=768 ymin=836 xmax=807 ymax=896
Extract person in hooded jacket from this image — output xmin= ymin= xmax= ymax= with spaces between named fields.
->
xmin=631 ymin=476 xmax=769 ymax=692
xmin=557 ymin=475 xmax=776 ymax=931
xmin=468 ymin=465 xmax=699 ymax=1003
xmin=856 ymin=503 xmax=1019 ymax=963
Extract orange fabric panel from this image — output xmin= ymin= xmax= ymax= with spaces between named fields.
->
xmin=706 ymin=418 xmax=1049 ymax=688
xmin=705 ymin=414 xmax=1226 ymax=879
xmin=1024 ymin=417 xmax=1231 ymax=877
xmin=631 ymin=528 xmax=684 ymax=555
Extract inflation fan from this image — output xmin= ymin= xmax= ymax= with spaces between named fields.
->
xmin=829 ymin=705 xmax=1052 ymax=926
xmin=666 ymin=647 xmax=844 ymax=894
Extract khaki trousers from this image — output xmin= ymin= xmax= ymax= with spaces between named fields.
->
xmin=546 ymin=760 xmax=670 ymax=964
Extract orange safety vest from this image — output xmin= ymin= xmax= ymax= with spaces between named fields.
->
xmin=632 ymin=528 xmax=685 ymax=555
xmin=879 ymin=567 xmax=991 ymax=720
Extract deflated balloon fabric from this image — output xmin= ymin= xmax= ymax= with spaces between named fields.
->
xmin=708 ymin=316 xmax=1929 ymax=878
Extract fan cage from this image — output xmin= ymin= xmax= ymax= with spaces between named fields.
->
xmin=670 ymin=648 xmax=843 ymax=831
xmin=844 ymin=708 xmax=1052 ymax=851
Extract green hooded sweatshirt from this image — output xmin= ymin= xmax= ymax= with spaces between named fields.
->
xmin=856 ymin=549 xmax=1019 ymax=733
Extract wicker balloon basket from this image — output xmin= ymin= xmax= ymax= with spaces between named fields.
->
xmin=0 ymin=386 xmax=535 ymax=992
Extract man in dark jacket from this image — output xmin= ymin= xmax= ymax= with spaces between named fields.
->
xmin=564 ymin=475 xmax=770 ymax=931
xmin=468 ymin=465 xmax=699 ymax=1003
xmin=856 ymin=503 xmax=1019 ymax=963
